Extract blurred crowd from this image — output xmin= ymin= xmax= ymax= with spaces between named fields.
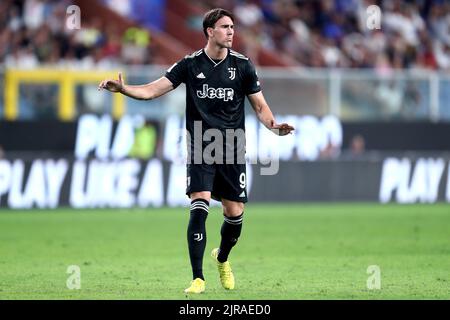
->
xmin=204 ymin=0 xmax=450 ymax=71
xmin=0 ymin=0 xmax=152 ymax=69
xmin=1 ymin=0 xmax=450 ymax=71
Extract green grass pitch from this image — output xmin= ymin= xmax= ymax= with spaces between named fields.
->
xmin=0 ymin=204 xmax=449 ymax=300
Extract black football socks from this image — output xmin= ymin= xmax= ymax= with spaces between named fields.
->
xmin=217 ymin=212 xmax=243 ymax=263
xmin=187 ymin=199 xmax=209 ymax=280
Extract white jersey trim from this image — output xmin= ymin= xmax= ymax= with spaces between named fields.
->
xmin=203 ymin=48 xmax=228 ymax=67
xmin=230 ymin=50 xmax=249 ymax=60
xmin=186 ymin=49 xmax=203 ymax=59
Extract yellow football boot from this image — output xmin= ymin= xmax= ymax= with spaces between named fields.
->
xmin=184 ymin=278 xmax=205 ymax=294
xmin=211 ymin=248 xmax=235 ymax=290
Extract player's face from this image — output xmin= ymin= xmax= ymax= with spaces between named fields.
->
xmin=209 ymin=16 xmax=234 ymax=48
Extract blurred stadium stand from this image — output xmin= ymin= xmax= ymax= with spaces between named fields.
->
xmin=2 ymin=0 xmax=450 ymax=69
xmin=1 ymin=0 xmax=450 ymax=123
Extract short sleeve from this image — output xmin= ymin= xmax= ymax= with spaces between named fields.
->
xmin=243 ymin=59 xmax=261 ymax=95
xmin=164 ymin=58 xmax=188 ymax=88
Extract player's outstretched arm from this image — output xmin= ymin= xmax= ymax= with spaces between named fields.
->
xmin=248 ymin=92 xmax=294 ymax=136
xmin=98 ymin=72 xmax=174 ymax=100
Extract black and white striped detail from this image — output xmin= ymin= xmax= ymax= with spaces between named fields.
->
xmin=224 ymin=214 xmax=243 ymax=225
xmin=185 ymin=49 xmax=203 ymax=59
xmin=190 ymin=199 xmax=209 ymax=214
xmin=230 ymin=50 xmax=248 ymax=60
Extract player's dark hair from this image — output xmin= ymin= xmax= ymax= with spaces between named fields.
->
xmin=203 ymin=8 xmax=234 ymax=38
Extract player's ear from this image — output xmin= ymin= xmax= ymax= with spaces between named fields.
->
xmin=207 ymin=27 xmax=214 ymax=38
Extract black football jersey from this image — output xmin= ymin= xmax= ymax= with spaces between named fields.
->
xmin=164 ymin=48 xmax=261 ymax=162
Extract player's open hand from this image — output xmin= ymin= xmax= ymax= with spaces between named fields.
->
xmin=98 ymin=72 xmax=124 ymax=93
xmin=270 ymin=121 xmax=295 ymax=136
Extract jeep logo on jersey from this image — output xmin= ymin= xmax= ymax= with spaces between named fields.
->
xmin=197 ymin=84 xmax=234 ymax=101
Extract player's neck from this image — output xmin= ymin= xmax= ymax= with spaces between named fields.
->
xmin=204 ymin=43 xmax=228 ymax=60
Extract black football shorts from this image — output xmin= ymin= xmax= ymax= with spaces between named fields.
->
xmin=186 ymin=163 xmax=248 ymax=203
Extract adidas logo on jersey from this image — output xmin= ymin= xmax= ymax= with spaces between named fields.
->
xmin=196 ymin=72 xmax=206 ymax=79
xmin=197 ymin=84 xmax=234 ymax=101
